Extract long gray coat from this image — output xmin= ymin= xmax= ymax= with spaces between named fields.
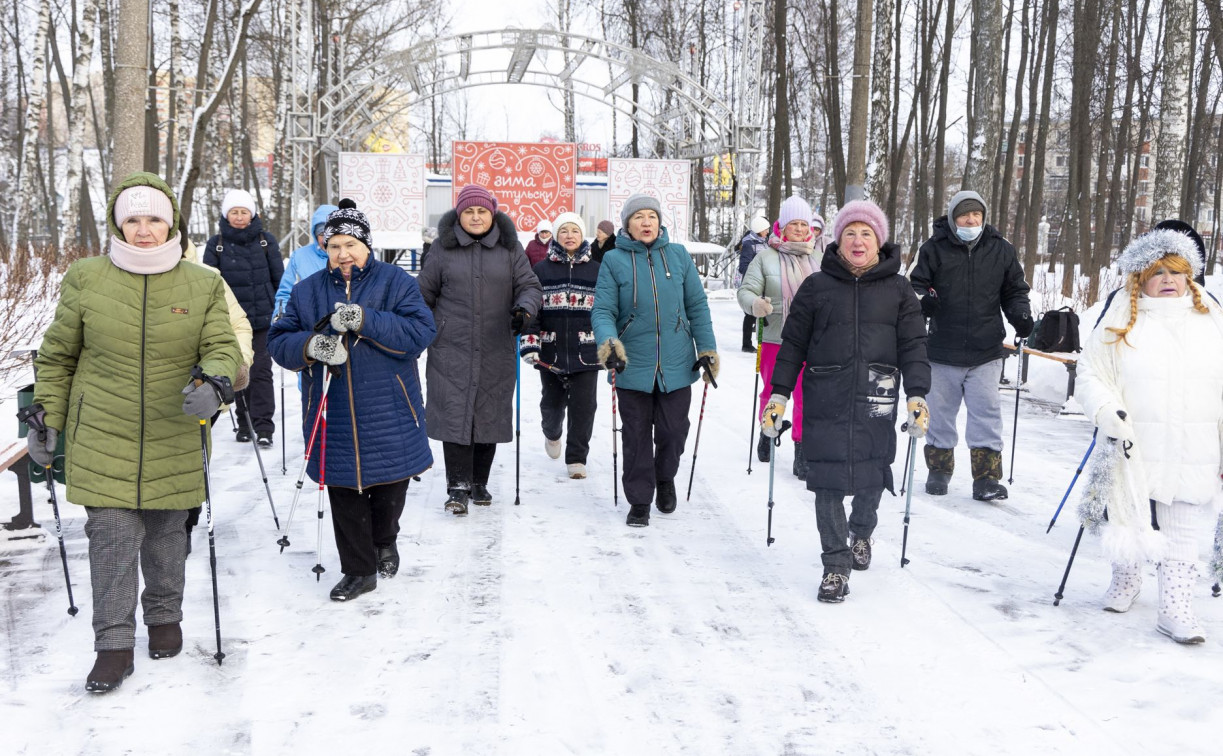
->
xmin=419 ymin=210 xmax=542 ymax=444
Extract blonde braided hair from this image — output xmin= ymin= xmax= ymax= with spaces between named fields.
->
xmin=1106 ymin=254 xmax=1209 ymax=345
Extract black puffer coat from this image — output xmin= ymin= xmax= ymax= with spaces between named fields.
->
xmin=771 ymin=243 xmax=930 ymax=495
xmin=910 ymin=217 xmax=1031 ymax=367
xmin=203 ymin=216 xmax=283 ymax=330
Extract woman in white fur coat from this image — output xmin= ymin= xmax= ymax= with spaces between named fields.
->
xmin=1076 ymin=228 xmax=1223 ymax=644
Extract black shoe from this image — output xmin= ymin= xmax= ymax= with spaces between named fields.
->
xmin=972 ymin=478 xmax=1009 ymax=501
xmin=257 ymin=433 xmax=273 ymax=448
xmin=849 ymin=534 xmax=872 ymax=571
xmin=792 ymin=441 xmax=809 ymax=479
xmin=235 ymin=428 xmax=252 ymax=443
xmin=471 ymin=484 xmax=493 ymax=506
xmin=377 ymin=543 xmax=400 ymax=578
xmin=655 ymin=480 xmax=677 ymax=514
xmin=444 ymin=489 xmax=469 ymax=516
xmin=86 ymin=650 xmax=135 ymax=693
xmin=147 ymin=622 xmax=183 ymax=659
xmin=626 ymin=504 xmax=650 ymax=527
xmin=742 ymin=343 xmax=756 ymax=353
xmin=329 ymin=574 xmax=377 ymax=601
xmin=757 ymin=431 xmax=772 ymax=463
xmin=817 ymin=571 xmax=850 ymax=603
xmin=925 ymin=471 xmax=951 ymax=496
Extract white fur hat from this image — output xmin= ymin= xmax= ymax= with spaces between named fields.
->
xmin=1116 ymin=229 xmax=1203 ymax=277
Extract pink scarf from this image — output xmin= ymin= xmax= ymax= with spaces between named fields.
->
xmin=109 ymin=234 xmax=182 ymax=275
xmin=769 ymin=232 xmax=817 ymax=322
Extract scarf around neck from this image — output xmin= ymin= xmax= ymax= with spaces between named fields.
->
xmin=768 ymin=235 xmax=817 ymax=321
xmin=109 ymin=233 xmax=182 ymax=275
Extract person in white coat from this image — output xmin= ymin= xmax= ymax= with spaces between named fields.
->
xmin=1076 ymin=228 xmax=1223 ymax=644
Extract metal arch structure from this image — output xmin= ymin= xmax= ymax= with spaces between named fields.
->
xmin=286 ymin=10 xmax=768 ymax=249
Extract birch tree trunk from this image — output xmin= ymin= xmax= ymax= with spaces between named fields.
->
xmin=865 ymin=0 xmax=893 ymax=202
xmin=167 ymin=0 xmax=185 ymax=186
xmin=65 ymin=0 xmax=101 ymax=245
xmin=11 ymin=2 xmax=51 ymax=250
xmin=113 ymin=0 xmax=149 ymax=178
xmin=845 ymin=0 xmax=874 ymax=201
xmin=962 ymin=0 xmax=1003 ymax=195
xmin=1151 ymin=0 xmax=1192 ymax=219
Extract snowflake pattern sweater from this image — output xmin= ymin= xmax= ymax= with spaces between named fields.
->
xmin=520 ymin=240 xmax=602 ymax=374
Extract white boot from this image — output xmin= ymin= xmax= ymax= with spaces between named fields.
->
xmin=544 ymin=438 xmax=562 ymax=460
xmin=1156 ymin=561 xmax=1206 ymax=644
xmin=1102 ymin=562 xmax=1142 ymax=613
xmin=566 ymin=462 xmax=587 ymax=479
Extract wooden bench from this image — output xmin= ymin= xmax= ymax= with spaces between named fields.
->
xmin=1002 ymin=341 xmax=1079 ymax=400
xmin=1 ymin=439 xmax=38 ymax=530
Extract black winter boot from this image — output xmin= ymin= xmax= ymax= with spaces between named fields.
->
xmin=377 ymin=543 xmax=400 ymax=578
xmin=444 ymin=489 xmax=470 ymax=516
xmin=924 ymin=445 xmax=955 ymax=495
xmin=330 ymin=574 xmax=377 ymax=601
xmin=970 ymin=448 xmax=1008 ymax=501
xmin=147 ymin=622 xmax=183 ymax=659
xmin=471 ymin=484 xmax=493 ymax=506
xmin=792 ymin=441 xmax=809 ymax=479
xmin=626 ymin=504 xmax=650 ymax=527
xmin=86 ymin=650 xmax=135 ymax=693
xmin=757 ymin=431 xmax=772 ymax=463
xmin=655 ymin=480 xmax=677 ymax=514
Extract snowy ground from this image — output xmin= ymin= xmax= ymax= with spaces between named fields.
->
xmin=2 ymin=294 xmax=1222 ymax=756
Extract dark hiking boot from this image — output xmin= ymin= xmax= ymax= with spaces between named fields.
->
xmin=817 ymin=572 xmax=850 ymax=603
xmin=655 ymin=480 xmax=677 ymax=514
xmin=924 ymin=445 xmax=955 ymax=496
xmin=792 ymin=441 xmax=809 ymax=479
xmin=235 ymin=428 xmax=252 ymax=443
xmin=330 ymin=574 xmax=377 ymax=601
xmin=757 ymin=431 xmax=772 ymax=463
xmin=970 ymin=448 xmax=1008 ymax=501
xmin=626 ymin=504 xmax=650 ymax=527
xmin=849 ymin=534 xmax=872 ymax=571
xmin=444 ymin=489 xmax=470 ymax=516
xmin=86 ymin=650 xmax=134 ymax=693
xmin=148 ymin=622 xmax=183 ymax=659
xmin=742 ymin=342 xmax=756 ymax=353
xmin=377 ymin=543 xmax=400 ymax=578
xmin=471 ymin=484 xmax=493 ymax=506
xmin=257 ymin=433 xmax=273 ymax=448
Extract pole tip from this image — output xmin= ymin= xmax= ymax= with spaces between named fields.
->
xmin=68 ymin=606 xmax=79 ymax=616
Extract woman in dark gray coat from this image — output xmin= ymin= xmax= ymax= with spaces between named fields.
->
xmin=417 ymin=184 xmax=542 ymax=514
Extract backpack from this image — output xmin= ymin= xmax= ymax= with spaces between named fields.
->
xmin=1029 ymin=306 xmax=1081 ymax=353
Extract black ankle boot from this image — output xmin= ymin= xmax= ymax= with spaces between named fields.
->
xmin=86 ymin=650 xmax=135 ymax=693
xmin=444 ymin=489 xmax=470 ymax=515
xmin=626 ymin=504 xmax=650 ymax=527
xmin=330 ymin=574 xmax=377 ymax=601
xmin=377 ymin=543 xmax=400 ymax=578
xmin=655 ymin=480 xmax=677 ymax=514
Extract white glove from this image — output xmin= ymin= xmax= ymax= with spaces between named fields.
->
xmin=761 ymin=394 xmax=788 ymax=438
xmin=1095 ymin=406 xmax=1134 ymax=442
xmin=522 ymin=352 xmax=539 ymax=366
xmin=752 ymin=297 xmax=774 ymax=318
xmin=906 ymin=397 xmax=929 ymax=438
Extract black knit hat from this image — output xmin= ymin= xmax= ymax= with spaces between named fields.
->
xmin=322 ymin=198 xmax=373 ymax=251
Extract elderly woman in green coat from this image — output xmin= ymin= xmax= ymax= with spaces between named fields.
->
xmin=29 ymin=172 xmax=241 ymax=693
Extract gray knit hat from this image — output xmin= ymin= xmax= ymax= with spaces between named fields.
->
xmin=620 ymin=193 xmax=663 ymax=227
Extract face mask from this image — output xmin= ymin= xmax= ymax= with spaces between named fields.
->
xmin=956 ymin=225 xmax=983 ymax=242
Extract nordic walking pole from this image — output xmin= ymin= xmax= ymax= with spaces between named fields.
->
xmin=898 ymin=435 xmax=912 ymax=495
xmin=747 ymin=318 xmax=764 ymax=474
xmin=765 ymin=414 xmax=793 ymax=547
xmin=16 ymin=404 xmax=78 ymax=616
xmin=686 ymin=357 xmax=718 ymax=501
xmin=1053 ymin=524 xmax=1086 ymax=606
xmin=241 ymin=403 xmax=280 ymax=530
xmin=278 ymin=370 xmax=331 ymax=551
xmin=515 ymin=335 xmax=522 ymax=507
xmin=1046 ymin=432 xmax=1097 ymax=533
xmin=280 ymin=367 xmax=287 ymax=474
xmin=1007 ymin=337 xmax=1025 ymax=484
xmin=198 ymin=419 xmax=225 ymax=665
xmin=312 ymin=370 xmax=331 ymax=581
xmin=900 ymin=432 xmax=918 ymax=567
xmin=611 ymin=369 xmax=620 ymax=507
xmin=227 ymin=406 xmax=239 ymax=434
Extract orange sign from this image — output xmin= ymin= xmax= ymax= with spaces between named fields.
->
xmin=452 ymin=141 xmax=577 ymax=232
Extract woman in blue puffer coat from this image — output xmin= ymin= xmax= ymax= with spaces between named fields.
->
xmin=269 ymin=200 xmax=436 ymax=602
xmin=591 ymin=193 xmax=718 ymax=528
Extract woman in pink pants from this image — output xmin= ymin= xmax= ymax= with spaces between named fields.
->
xmin=737 ymin=196 xmax=824 ymax=477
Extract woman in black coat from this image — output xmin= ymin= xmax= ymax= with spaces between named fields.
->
xmin=762 ymin=200 xmax=930 ymax=603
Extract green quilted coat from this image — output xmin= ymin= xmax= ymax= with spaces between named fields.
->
xmin=34 ymin=255 xmax=241 ymax=510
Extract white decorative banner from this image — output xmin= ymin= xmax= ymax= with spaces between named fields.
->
xmin=337 ymin=152 xmax=427 ymax=248
xmin=607 ymin=158 xmax=692 ymax=241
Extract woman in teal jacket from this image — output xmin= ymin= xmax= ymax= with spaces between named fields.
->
xmin=591 ymin=194 xmax=718 ymax=527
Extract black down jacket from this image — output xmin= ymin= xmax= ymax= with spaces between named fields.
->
xmin=771 ymin=243 xmax=930 ymax=495
xmin=909 ymin=217 xmax=1031 ymax=367
xmin=203 ymin=215 xmax=283 ymax=330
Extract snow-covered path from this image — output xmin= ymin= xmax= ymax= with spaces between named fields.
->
xmin=2 ymin=295 xmax=1220 ymax=755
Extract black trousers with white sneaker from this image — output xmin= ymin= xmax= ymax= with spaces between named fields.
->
xmin=616 ymin=385 xmax=691 ymax=509
xmin=326 ymin=479 xmax=410 ymax=577
xmin=540 ymin=370 xmax=599 ymax=464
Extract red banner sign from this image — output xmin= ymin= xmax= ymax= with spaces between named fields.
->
xmin=452 ymin=141 xmax=577 ymax=232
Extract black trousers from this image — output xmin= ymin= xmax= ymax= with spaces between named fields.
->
xmin=617 ymin=385 xmax=691 ymax=509
xmin=814 ymin=488 xmax=883 ymax=573
xmin=742 ymin=313 xmax=756 ymax=347
xmin=327 ymin=478 xmax=411 ymax=577
xmin=236 ymin=327 xmax=275 ymax=436
xmin=442 ymin=442 xmax=497 ymax=491
xmin=540 ymin=370 xmax=599 ymax=464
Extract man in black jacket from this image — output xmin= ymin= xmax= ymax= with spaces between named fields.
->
xmin=910 ymin=190 xmax=1033 ymax=501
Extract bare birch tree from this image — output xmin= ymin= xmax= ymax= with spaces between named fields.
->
xmin=1151 ymin=0 xmax=1191 ymax=219
xmin=10 ymin=1 xmax=50 ymax=250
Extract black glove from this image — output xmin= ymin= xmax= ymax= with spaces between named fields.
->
xmin=1014 ymin=314 xmax=1034 ymax=339
xmin=920 ymin=289 xmax=940 ymax=318
xmin=510 ymin=307 xmax=529 ymax=336
xmin=17 ymin=403 xmax=57 ymax=467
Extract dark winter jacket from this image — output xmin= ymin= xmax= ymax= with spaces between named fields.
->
xmin=910 ymin=217 xmax=1031 ymax=367
xmin=525 ymin=234 xmax=551 ymax=267
xmin=738 ymin=230 xmax=769 ymax=277
xmin=204 ymin=215 xmax=284 ymax=330
xmin=417 ymin=210 xmax=543 ymax=444
xmin=591 ymin=235 xmax=616 ymax=264
xmin=591 ymin=227 xmax=717 ymax=394
xmin=275 ymin=204 xmax=337 ymax=315
xmin=771 ymin=243 xmax=930 ymax=495
xmin=520 ymin=240 xmax=602 ymax=375
xmin=268 ymin=257 xmax=436 ymax=490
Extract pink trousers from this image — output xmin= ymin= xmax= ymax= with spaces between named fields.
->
xmin=757 ymin=342 xmax=804 ymax=443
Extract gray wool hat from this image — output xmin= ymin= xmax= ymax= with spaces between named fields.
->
xmin=1116 ymin=228 xmax=1203 ymax=277
xmin=620 ymin=193 xmax=663 ymax=227
xmin=948 ymin=190 xmax=987 ymax=223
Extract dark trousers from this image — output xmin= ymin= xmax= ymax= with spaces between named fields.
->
xmin=742 ymin=314 xmax=756 ymax=347
xmin=617 ymin=385 xmax=691 ymax=509
xmin=327 ymin=478 xmax=411 ymax=577
xmin=540 ymin=370 xmax=599 ymax=464
xmin=814 ymin=488 xmax=883 ymax=573
xmin=442 ymin=442 xmax=497 ymax=491
xmin=236 ymin=327 xmax=275 ymax=436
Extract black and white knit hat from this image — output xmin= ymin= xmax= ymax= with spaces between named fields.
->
xmin=322 ymin=198 xmax=373 ymax=251
xmin=1115 ymin=228 xmax=1202 ymax=277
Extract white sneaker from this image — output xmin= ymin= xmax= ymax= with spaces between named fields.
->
xmin=1156 ymin=561 xmax=1206 ymax=644
xmin=1102 ymin=562 xmax=1142 ymax=613
xmin=567 ymin=463 xmax=587 ymax=479
xmin=545 ymin=438 xmax=562 ymax=460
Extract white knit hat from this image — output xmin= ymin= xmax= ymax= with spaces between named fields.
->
xmin=221 ymin=189 xmax=257 ymax=218
xmin=553 ymin=212 xmax=587 ymax=238
xmin=535 ymin=220 xmax=553 ymax=234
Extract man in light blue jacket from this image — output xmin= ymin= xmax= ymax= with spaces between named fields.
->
xmin=274 ymin=204 xmax=338 ymax=316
